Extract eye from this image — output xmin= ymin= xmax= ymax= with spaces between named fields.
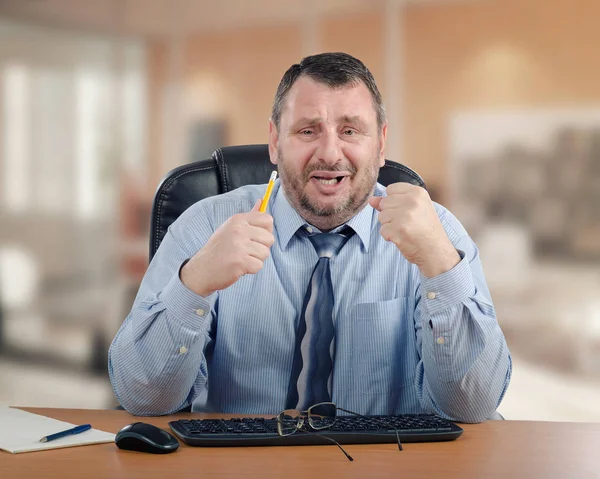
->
xmin=299 ymin=129 xmax=314 ymax=136
xmin=343 ymin=128 xmax=356 ymax=136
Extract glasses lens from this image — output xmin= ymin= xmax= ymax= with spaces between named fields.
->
xmin=276 ymin=409 xmax=301 ymax=436
xmin=308 ymin=402 xmax=336 ymax=430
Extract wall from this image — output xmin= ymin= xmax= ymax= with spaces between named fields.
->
xmin=405 ymin=0 xmax=600 ymax=198
xmin=148 ymin=0 xmax=600 ymax=200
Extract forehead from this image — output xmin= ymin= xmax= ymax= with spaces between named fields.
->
xmin=280 ymin=75 xmax=377 ymax=126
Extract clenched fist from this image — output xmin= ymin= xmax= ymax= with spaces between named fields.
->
xmin=180 ymin=199 xmax=275 ymax=296
xmin=369 ymin=183 xmax=460 ymax=278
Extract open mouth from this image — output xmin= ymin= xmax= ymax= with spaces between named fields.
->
xmin=313 ymin=176 xmax=346 ymax=185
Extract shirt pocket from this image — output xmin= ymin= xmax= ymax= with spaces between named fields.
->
xmin=348 ymin=297 xmax=418 ymax=394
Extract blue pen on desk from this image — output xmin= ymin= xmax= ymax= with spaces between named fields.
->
xmin=39 ymin=424 xmax=92 ymax=443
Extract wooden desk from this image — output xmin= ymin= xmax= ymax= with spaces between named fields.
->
xmin=1 ymin=408 xmax=598 ymax=479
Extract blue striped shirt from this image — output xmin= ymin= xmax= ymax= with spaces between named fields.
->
xmin=108 ymin=181 xmax=511 ymax=422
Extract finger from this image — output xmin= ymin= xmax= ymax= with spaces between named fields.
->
xmin=376 ymin=195 xmax=406 ymax=212
xmin=379 ymin=223 xmax=399 ymax=244
xmin=386 ymin=182 xmax=418 ymax=195
xmin=377 ymin=209 xmax=397 ymax=226
xmin=369 ymin=196 xmax=383 ymax=211
xmin=245 ymin=241 xmax=272 ymax=262
xmin=243 ymin=256 xmax=266 ymax=275
xmin=246 ymin=212 xmax=274 ymax=233
xmin=379 ymin=193 xmax=421 ymax=212
xmin=250 ymin=198 xmax=262 ymax=212
xmin=247 ymin=227 xmax=275 ymax=248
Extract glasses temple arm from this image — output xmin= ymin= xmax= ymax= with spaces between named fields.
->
xmin=335 ymin=407 xmax=403 ymax=451
xmin=305 ymin=430 xmax=354 ymax=462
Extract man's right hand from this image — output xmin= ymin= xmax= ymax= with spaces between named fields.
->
xmin=180 ymin=199 xmax=275 ymax=297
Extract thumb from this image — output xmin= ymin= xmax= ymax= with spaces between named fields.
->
xmin=369 ymin=196 xmax=383 ymax=211
xmin=251 ymin=198 xmax=263 ymax=212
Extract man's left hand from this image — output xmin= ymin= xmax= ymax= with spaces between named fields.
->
xmin=369 ymin=183 xmax=460 ymax=278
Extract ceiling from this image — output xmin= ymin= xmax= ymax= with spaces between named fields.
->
xmin=0 ymin=0 xmax=485 ymax=38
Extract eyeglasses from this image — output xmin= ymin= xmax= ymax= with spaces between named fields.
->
xmin=276 ymin=402 xmax=403 ymax=461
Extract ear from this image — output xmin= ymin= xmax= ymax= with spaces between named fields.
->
xmin=378 ymin=123 xmax=388 ymax=167
xmin=268 ymin=119 xmax=279 ymax=166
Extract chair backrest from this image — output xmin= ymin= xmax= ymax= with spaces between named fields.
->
xmin=149 ymin=144 xmax=425 ymax=261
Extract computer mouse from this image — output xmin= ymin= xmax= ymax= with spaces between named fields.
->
xmin=115 ymin=422 xmax=180 ymax=454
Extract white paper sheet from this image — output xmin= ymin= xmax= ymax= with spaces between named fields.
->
xmin=0 ymin=406 xmax=115 ymax=454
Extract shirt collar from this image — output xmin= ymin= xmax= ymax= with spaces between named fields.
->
xmin=272 ymin=181 xmax=381 ymax=253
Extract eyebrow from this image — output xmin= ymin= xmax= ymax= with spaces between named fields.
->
xmin=290 ymin=115 xmax=368 ymax=130
xmin=338 ymin=115 xmax=368 ymax=129
xmin=289 ymin=117 xmax=324 ymax=130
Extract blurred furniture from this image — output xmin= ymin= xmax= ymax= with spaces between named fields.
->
xmin=149 ymin=144 xmax=425 ymax=260
xmin=0 ymin=222 xmax=114 ymax=375
xmin=8 ymin=407 xmax=600 ymax=479
xmin=0 ymin=246 xmax=39 ymax=353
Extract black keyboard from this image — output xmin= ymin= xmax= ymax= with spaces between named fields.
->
xmin=169 ymin=414 xmax=463 ymax=447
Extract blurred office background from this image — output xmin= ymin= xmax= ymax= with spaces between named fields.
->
xmin=0 ymin=0 xmax=599 ymax=421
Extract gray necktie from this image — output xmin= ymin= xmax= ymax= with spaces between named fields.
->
xmin=286 ymin=226 xmax=353 ymax=411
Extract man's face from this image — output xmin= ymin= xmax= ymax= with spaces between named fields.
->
xmin=269 ymin=76 xmax=387 ymax=231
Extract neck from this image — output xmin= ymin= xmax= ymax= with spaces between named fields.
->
xmin=299 ymin=202 xmax=368 ymax=232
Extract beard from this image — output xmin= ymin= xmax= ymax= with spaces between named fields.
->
xmin=277 ymin=146 xmax=379 ymax=229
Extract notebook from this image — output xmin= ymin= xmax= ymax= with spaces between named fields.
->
xmin=0 ymin=406 xmax=116 ymax=454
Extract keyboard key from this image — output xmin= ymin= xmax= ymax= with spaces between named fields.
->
xmin=168 ymin=413 xmax=463 ymax=447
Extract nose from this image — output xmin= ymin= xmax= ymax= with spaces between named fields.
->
xmin=315 ymin=130 xmax=343 ymax=166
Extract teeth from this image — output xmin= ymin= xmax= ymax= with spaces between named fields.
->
xmin=317 ymin=178 xmax=339 ymax=185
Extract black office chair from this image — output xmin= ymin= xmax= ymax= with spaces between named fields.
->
xmin=115 ymin=144 xmax=424 ymax=412
xmin=137 ymin=145 xmax=506 ymax=420
xmin=149 ymin=144 xmax=425 ymax=261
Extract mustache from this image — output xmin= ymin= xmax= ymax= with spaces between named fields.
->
xmin=303 ymin=162 xmax=357 ymax=177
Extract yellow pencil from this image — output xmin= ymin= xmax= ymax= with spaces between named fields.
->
xmin=259 ymin=171 xmax=277 ymax=213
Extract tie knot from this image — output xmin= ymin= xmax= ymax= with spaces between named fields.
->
xmin=306 ymin=227 xmax=353 ymax=259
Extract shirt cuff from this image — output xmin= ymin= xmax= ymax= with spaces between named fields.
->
xmin=161 ymin=260 xmax=218 ymax=332
xmin=420 ymin=249 xmax=475 ymax=318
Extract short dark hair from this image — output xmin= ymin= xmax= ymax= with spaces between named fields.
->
xmin=271 ymin=52 xmax=386 ymax=131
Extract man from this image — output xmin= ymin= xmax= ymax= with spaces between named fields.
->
xmin=109 ymin=52 xmax=511 ymax=422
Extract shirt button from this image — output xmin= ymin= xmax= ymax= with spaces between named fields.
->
xmin=179 ymin=346 xmax=188 ymax=354
xmin=195 ymin=308 xmax=206 ymax=316
xmin=427 ymin=292 xmax=437 ymax=300
xmin=306 ymin=226 xmax=313 ymax=233
xmin=436 ymin=337 xmax=445 ymax=345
